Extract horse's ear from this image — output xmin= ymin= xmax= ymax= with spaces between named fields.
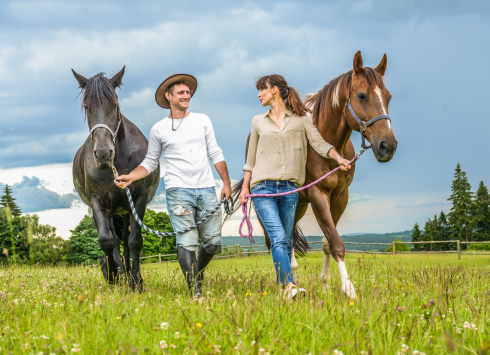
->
xmin=375 ymin=54 xmax=387 ymax=76
xmin=72 ymin=69 xmax=88 ymax=89
xmin=353 ymin=51 xmax=363 ymax=75
xmin=110 ymin=66 xmax=125 ymax=88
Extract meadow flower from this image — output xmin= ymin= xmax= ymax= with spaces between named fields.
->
xmin=258 ymin=347 xmax=266 ymax=354
xmin=349 ymin=300 xmax=355 ymax=307
xmin=251 ymin=340 xmax=256 ymax=346
xmin=456 ymin=328 xmax=461 ymax=334
xmin=429 ymin=299 xmax=435 ymax=306
xmin=401 ymin=344 xmax=409 ymax=353
xmin=170 ymin=344 xmax=176 ymax=348
xmin=24 ymin=343 xmax=29 ymax=349
xmin=71 ymin=344 xmax=81 ymax=352
xmin=397 ymin=307 xmax=403 ymax=312
xmin=333 ymin=350 xmax=344 ymax=355
xmin=159 ymin=340 xmax=168 ymax=349
xmin=160 ymin=322 xmax=169 ymax=330
xmin=360 ymin=351 xmax=368 ymax=355
xmin=40 ymin=335 xmax=49 ymax=340
xmin=13 ymin=299 xmax=18 ymax=304
xmin=196 ymin=323 xmax=202 ymax=328
xmin=175 ymin=332 xmax=180 ymax=338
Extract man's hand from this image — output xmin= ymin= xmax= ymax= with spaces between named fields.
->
xmin=114 ymin=175 xmax=133 ymax=189
xmin=221 ymin=183 xmax=232 ymax=201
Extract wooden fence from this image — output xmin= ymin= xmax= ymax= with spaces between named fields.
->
xmin=129 ymin=240 xmax=490 ymax=265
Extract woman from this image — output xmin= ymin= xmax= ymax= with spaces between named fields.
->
xmin=239 ymin=75 xmax=351 ymax=298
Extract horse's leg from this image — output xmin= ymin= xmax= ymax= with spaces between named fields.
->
xmin=128 ymin=196 xmax=146 ymax=292
xmin=109 ymin=218 xmax=126 ymax=281
xmin=92 ymin=199 xmax=124 ymax=284
xmin=309 ymin=186 xmax=355 ymax=299
xmin=122 ymin=214 xmax=131 ymax=277
xmin=290 ymin=201 xmax=309 ymax=282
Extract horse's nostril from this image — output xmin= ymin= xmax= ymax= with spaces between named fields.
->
xmin=379 ymin=141 xmax=389 ymax=152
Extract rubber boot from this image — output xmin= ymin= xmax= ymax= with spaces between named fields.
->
xmin=178 ymin=246 xmax=198 ymax=297
xmin=196 ymin=246 xmax=215 ymax=298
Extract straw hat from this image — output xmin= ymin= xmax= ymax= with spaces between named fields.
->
xmin=154 ymin=73 xmax=198 ymax=109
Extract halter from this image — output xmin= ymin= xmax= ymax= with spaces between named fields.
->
xmin=345 ymin=93 xmax=391 ymax=150
xmin=89 ymin=106 xmax=122 ymax=144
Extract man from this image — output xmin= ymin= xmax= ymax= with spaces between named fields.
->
xmin=115 ymin=73 xmax=232 ymax=297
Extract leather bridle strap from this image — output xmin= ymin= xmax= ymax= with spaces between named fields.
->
xmin=345 ymin=95 xmax=390 ymax=150
xmin=89 ymin=108 xmax=122 ymax=143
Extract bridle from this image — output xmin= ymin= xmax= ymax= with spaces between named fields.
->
xmin=345 ymin=92 xmax=391 ymax=150
xmin=88 ymin=104 xmax=122 ymax=144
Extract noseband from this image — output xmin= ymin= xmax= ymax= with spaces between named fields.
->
xmin=89 ymin=106 xmax=122 ymax=144
xmin=345 ymin=94 xmax=391 ymax=150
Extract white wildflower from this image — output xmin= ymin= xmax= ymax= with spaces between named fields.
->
xmin=160 ymin=322 xmax=169 ymax=330
xmin=159 ymin=340 xmax=168 ymax=349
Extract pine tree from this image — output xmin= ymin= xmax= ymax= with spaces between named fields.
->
xmin=411 ymin=223 xmax=422 ymax=251
xmin=0 ymin=185 xmax=22 ymax=217
xmin=438 ymin=211 xmax=452 ymax=250
xmin=473 ymin=181 xmax=490 ymax=242
xmin=431 ymin=214 xmax=443 ymax=251
xmin=448 ymin=163 xmax=473 ymax=243
xmin=422 ymin=218 xmax=434 ymax=251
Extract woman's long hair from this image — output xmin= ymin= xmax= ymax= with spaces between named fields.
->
xmin=255 ymin=74 xmax=308 ymax=117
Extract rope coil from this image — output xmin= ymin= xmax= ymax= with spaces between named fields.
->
xmin=112 ymin=166 xmax=233 ymax=244
xmin=238 ymin=151 xmax=364 ymax=241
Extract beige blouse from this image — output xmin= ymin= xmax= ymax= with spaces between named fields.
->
xmin=243 ymin=109 xmax=334 ymax=189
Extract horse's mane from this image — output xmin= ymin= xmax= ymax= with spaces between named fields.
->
xmin=305 ymin=67 xmax=385 ymax=125
xmin=80 ymin=73 xmax=118 ymax=111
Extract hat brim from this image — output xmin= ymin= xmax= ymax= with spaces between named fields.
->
xmin=155 ymin=73 xmax=198 ymax=109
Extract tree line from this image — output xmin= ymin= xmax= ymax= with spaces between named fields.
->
xmin=411 ymin=163 xmax=490 ymax=251
xmin=0 ymin=184 xmax=177 ymax=265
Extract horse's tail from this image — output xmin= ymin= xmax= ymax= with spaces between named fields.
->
xmin=112 ymin=215 xmax=124 ymax=242
xmin=222 ymin=177 xmax=246 ymax=225
xmin=293 ymin=223 xmax=311 ymax=257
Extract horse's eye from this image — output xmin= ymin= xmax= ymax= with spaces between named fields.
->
xmin=357 ymin=93 xmax=367 ymax=102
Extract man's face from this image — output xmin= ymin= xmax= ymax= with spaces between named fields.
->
xmin=166 ymin=84 xmax=191 ymax=111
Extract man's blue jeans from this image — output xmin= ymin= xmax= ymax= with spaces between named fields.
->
xmin=252 ymin=180 xmax=298 ymax=285
xmin=166 ymin=187 xmax=222 ymax=254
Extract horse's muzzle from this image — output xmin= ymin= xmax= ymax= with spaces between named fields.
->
xmin=93 ymin=149 xmax=114 ymax=169
xmin=374 ymin=140 xmax=397 ymax=162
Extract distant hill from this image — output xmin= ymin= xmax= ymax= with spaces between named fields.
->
xmin=222 ymin=230 xmax=412 ymax=252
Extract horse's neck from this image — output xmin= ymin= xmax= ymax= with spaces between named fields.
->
xmin=314 ymin=99 xmax=352 ymax=155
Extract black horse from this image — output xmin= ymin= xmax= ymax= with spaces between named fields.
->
xmin=71 ymin=67 xmax=160 ymax=290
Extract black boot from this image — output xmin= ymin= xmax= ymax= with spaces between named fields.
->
xmin=196 ymin=246 xmax=215 ymax=297
xmin=178 ymin=246 xmax=198 ymax=297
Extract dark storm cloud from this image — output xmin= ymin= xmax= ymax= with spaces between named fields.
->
xmin=0 ymin=177 xmax=79 ymax=213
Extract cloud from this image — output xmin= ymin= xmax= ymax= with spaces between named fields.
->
xmin=0 ymin=176 xmax=79 ymax=213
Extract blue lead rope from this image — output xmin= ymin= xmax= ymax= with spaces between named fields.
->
xmin=113 ymin=166 xmax=233 ymax=243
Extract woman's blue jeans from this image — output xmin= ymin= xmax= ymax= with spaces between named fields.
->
xmin=252 ymin=180 xmax=298 ymax=285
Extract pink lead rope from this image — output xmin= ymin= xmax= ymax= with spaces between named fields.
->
xmin=238 ymin=153 xmax=362 ymax=242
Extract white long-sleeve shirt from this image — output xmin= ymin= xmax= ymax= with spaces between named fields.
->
xmin=140 ymin=113 xmax=225 ymax=190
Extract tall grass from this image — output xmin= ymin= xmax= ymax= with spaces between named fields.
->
xmin=1 ymin=253 xmax=489 ymax=354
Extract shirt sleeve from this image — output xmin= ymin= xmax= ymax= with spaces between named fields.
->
xmin=139 ymin=125 xmax=161 ymax=174
xmin=243 ymin=119 xmax=259 ymax=172
xmin=303 ymin=116 xmax=334 ymax=159
xmin=204 ymin=116 xmax=225 ymax=165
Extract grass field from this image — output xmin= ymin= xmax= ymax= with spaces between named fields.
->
xmin=1 ymin=252 xmax=490 ymax=355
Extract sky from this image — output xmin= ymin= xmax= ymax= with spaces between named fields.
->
xmin=0 ymin=0 xmax=489 ymax=239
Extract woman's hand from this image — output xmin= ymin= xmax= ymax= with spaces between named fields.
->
xmin=328 ymin=148 xmax=351 ymax=171
xmin=336 ymin=157 xmax=351 ymax=171
xmin=114 ymin=174 xmax=133 ymax=189
xmin=239 ymin=187 xmax=250 ymax=205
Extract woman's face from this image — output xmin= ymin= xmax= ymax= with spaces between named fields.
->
xmin=257 ymin=83 xmax=275 ymax=107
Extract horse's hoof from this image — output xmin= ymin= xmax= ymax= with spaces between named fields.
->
xmin=342 ymin=280 xmax=356 ymax=300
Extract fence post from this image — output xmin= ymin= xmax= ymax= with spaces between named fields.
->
xmin=457 ymin=240 xmax=461 ymax=260
xmin=237 ymin=244 xmax=241 ymax=258
xmin=392 ymin=241 xmax=396 ymax=260
xmin=159 ymin=254 xmax=161 ymax=263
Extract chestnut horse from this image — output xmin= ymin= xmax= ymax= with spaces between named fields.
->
xmin=297 ymin=51 xmax=397 ymax=298
xmin=229 ymin=51 xmax=397 ymax=299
